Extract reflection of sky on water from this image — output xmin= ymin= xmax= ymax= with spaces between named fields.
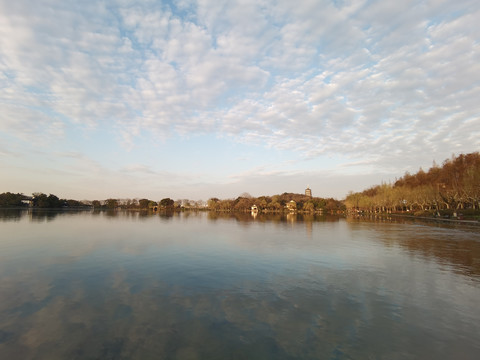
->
xmin=0 ymin=211 xmax=480 ymax=359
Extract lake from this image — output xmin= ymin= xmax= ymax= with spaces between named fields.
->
xmin=0 ymin=209 xmax=479 ymax=359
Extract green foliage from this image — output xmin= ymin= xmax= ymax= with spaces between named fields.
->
xmin=0 ymin=192 xmax=90 ymax=208
xmin=234 ymin=197 xmax=254 ymax=211
xmin=32 ymin=193 xmax=64 ymax=208
xmin=138 ymin=199 xmax=151 ymax=209
xmin=303 ymin=201 xmax=315 ymax=212
xmin=0 ymin=192 xmax=28 ymax=207
xmin=105 ymin=198 xmax=118 ymax=209
xmin=159 ymin=198 xmax=174 ymax=207
xmin=65 ymin=199 xmax=84 ymax=207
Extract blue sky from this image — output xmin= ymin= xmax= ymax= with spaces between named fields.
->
xmin=1 ymin=0 xmax=479 ymax=201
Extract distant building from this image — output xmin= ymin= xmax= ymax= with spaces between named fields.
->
xmin=251 ymin=204 xmax=258 ymax=218
xmin=22 ymin=199 xmax=34 ymax=207
xmin=305 ymin=187 xmax=312 ymax=197
xmin=286 ymin=200 xmax=297 ymax=212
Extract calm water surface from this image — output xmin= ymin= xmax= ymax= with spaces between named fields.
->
xmin=0 ymin=210 xmax=479 ymax=359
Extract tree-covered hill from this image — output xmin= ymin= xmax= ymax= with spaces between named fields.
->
xmin=345 ymin=152 xmax=480 ymax=215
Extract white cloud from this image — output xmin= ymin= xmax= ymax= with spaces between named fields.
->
xmin=0 ymin=0 xmax=479 ymax=198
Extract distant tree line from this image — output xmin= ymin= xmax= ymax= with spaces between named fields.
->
xmin=91 ymin=198 xmax=176 ymax=210
xmin=0 ymin=192 xmax=30 ymax=207
xmin=345 ymin=152 xmax=480 ymax=215
xmin=0 ymin=193 xmax=190 ymax=210
xmin=0 ymin=192 xmax=90 ymax=208
xmin=0 ymin=190 xmax=345 ymax=213
xmin=207 ymin=192 xmax=344 ymax=213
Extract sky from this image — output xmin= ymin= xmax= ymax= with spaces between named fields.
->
xmin=1 ymin=0 xmax=479 ymax=201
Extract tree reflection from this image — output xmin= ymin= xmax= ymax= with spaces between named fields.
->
xmin=346 ymin=216 xmax=480 ymax=279
xmin=206 ymin=211 xmax=339 ymax=224
xmin=0 ymin=209 xmax=24 ymax=221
